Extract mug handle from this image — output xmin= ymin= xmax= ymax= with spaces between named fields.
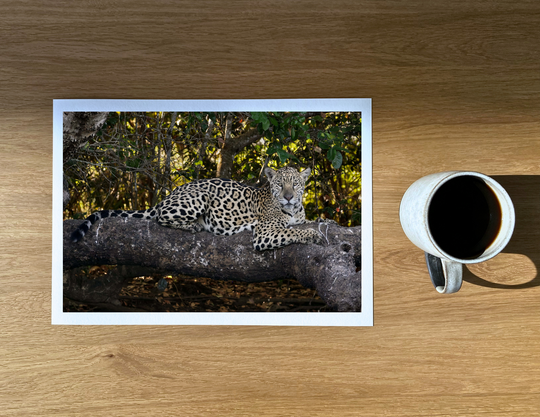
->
xmin=425 ymin=253 xmax=463 ymax=294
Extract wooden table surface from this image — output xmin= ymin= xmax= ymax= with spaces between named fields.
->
xmin=1 ymin=1 xmax=539 ymax=415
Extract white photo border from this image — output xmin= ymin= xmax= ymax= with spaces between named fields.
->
xmin=52 ymin=99 xmax=373 ymax=326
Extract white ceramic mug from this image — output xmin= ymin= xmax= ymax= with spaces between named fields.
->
xmin=399 ymin=171 xmax=515 ymax=294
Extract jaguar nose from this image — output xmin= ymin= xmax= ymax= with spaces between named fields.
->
xmin=284 ymin=193 xmax=293 ymax=201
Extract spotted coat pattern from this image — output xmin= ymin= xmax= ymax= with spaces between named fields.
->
xmin=70 ymin=166 xmax=324 ymax=251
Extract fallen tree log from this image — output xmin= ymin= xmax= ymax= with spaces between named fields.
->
xmin=63 ymin=218 xmax=362 ymax=312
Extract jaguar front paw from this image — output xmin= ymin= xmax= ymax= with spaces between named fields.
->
xmin=306 ymin=228 xmax=327 ymax=246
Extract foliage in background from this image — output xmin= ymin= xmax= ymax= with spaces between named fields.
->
xmin=64 ymin=112 xmax=362 ymax=226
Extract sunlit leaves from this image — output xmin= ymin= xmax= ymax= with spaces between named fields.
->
xmin=64 ymin=111 xmax=362 ymax=227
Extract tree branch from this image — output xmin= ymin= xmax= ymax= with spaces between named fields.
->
xmin=63 ymin=218 xmax=362 ymax=312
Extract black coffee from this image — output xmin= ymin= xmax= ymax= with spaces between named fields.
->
xmin=428 ymin=176 xmax=502 ymax=259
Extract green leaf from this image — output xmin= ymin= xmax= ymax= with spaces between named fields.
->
xmin=276 ymin=148 xmax=293 ymax=163
xmin=269 ymin=116 xmax=279 ymax=127
xmin=252 ymin=112 xmax=270 ymax=131
xmin=318 ymin=140 xmax=332 ymax=150
xmin=251 ymin=112 xmax=264 ymax=123
xmin=327 ymin=148 xmax=337 ymax=162
xmin=331 ymin=151 xmax=343 ymax=169
xmin=267 ymin=143 xmax=280 ymax=155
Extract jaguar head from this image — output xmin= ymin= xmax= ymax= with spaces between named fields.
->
xmin=264 ymin=166 xmax=311 ymax=214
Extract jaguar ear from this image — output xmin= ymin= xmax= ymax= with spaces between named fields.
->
xmin=300 ymin=167 xmax=311 ymax=181
xmin=264 ymin=167 xmax=276 ymax=180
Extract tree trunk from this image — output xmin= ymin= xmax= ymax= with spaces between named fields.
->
xmin=63 ymin=218 xmax=362 ymax=312
xmin=63 ymin=112 xmax=108 ymax=163
xmin=216 ymin=128 xmax=262 ymax=178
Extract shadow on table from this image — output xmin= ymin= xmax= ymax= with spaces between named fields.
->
xmin=463 ymin=175 xmax=540 ymax=289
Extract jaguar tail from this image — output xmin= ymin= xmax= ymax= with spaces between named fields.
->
xmin=70 ymin=208 xmax=157 ymax=243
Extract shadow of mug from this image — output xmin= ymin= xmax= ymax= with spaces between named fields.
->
xmin=463 ymin=175 xmax=540 ymax=289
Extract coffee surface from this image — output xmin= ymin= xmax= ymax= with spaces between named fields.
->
xmin=428 ymin=176 xmax=501 ymax=259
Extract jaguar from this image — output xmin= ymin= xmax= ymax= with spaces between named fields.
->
xmin=71 ymin=166 xmax=326 ymax=251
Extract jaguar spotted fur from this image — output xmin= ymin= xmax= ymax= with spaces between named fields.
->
xmin=71 ymin=166 xmax=326 ymax=251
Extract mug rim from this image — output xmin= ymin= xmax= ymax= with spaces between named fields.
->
xmin=424 ymin=171 xmax=515 ymax=264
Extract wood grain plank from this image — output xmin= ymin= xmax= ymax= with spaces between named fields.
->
xmin=1 ymin=1 xmax=540 ymax=415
